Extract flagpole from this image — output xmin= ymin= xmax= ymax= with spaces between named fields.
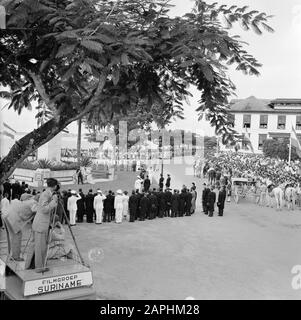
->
xmin=289 ymin=131 xmax=292 ymax=165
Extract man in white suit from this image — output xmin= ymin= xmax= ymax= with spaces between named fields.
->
xmin=93 ymin=190 xmax=106 ymax=224
xmin=2 ymin=193 xmax=38 ymax=261
xmin=67 ymin=190 xmax=81 ymax=226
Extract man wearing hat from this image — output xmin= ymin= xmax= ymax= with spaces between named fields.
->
xmin=93 ymin=190 xmax=106 ymax=224
xmin=2 ymin=193 xmax=38 ymax=261
xmin=67 ymin=190 xmax=81 ymax=226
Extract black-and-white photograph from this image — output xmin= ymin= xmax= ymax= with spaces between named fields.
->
xmin=0 ymin=0 xmax=301 ymax=303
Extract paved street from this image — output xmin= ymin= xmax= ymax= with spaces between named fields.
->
xmin=72 ymin=196 xmax=301 ymax=300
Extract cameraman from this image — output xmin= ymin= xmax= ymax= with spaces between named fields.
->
xmin=26 ymin=178 xmax=58 ymax=272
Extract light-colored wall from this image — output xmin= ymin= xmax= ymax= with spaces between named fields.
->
xmin=221 ymin=113 xmax=299 ymax=154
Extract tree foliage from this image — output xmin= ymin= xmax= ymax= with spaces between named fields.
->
xmin=0 ymin=0 xmax=274 ymax=182
xmin=263 ymin=139 xmax=300 ymax=161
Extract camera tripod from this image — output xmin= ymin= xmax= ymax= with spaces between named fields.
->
xmin=41 ymin=197 xmax=87 ymax=273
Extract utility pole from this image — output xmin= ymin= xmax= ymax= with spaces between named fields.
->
xmin=77 ymin=118 xmax=82 ymax=165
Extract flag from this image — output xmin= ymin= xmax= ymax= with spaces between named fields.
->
xmin=244 ymin=127 xmax=254 ymax=153
xmin=291 ymin=126 xmax=301 ymax=157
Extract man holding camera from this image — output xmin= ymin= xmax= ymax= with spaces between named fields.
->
xmin=26 ymin=178 xmax=59 ymax=272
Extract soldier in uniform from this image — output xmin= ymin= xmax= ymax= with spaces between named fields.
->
xmin=85 ymin=189 xmax=95 ymax=223
xmin=76 ymin=188 xmax=86 ymax=223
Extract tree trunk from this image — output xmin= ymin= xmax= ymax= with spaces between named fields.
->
xmin=0 ymin=116 xmax=73 ymax=185
xmin=77 ymin=118 xmax=82 ymax=165
xmin=0 ymin=70 xmax=108 ymax=185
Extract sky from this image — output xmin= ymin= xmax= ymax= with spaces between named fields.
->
xmin=1 ymin=0 xmax=301 ymax=136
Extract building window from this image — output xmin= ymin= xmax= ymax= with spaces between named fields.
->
xmin=296 ymin=116 xmax=301 ymax=130
xmin=277 ymin=115 xmax=286 ymax=130
xmin=243 ymin=114 xmax=251 ymax=129
xmin=258 ymin=134 xmax=267 ymax=150
xmin=259 ymin=115 xmax=268 ymax=129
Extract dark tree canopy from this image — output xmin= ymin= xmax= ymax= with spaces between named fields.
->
xmin=0 ymin=0 xmax=274 ymax=183
xmin=263 ymin=139 xmax=300 ymax=161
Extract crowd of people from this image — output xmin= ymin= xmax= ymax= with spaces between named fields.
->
xmin=198 ymin=152 xmax=301 ymax=211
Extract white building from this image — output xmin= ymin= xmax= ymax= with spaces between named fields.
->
xmin=221 ymin=96 xmax=301 ymax=154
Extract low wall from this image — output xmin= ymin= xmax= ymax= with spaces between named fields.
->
xmin=12 ymin=167 xmax=113 ymax=187
xmin=12 ymin=168 xmax=76 ymax=187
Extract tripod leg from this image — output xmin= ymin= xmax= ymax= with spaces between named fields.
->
xmin=59 ymin=201 xmax=86 ymax=266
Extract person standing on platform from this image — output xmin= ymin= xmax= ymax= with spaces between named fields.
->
xmin=207 ymin=186 xmax=216 ymax=217
xmin=77 ymin=168 xmax=84 ymax=185
xmin=114 ymin=190 xmax=124 ymax=223
xmin=144 ymin=176 xmax=151 ymax=192
xmin=30 ymin=178 xmax=58 ymax=272
xmin=76 ymin=189 xmax=86 ymax=222
xmin=93 ymin=190 xmax=106 ymax=224
xmin=217 ymin=185 xmax=227 ymax=216
xmin=171 ymin=189 xmax=179 ymax=217
xmin=67 ymin=190 xmax=81 ymax=226
xmin=85 ymin=189 xmax=95 ymax=223
xmin=165 ymin=174 xmax=171 ymax=189
xmin=129 ymin=190 xmax=138 ymax=222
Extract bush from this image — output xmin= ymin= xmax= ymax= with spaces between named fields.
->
xmin=80 ymin=156 xmax=93 ymax=167
xmin=37 ymin=159 xmax=53 ymax=169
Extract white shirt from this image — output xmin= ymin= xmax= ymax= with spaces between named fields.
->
xmin=134 ymin=179 xmax=142 ymax=191
xmin=93 ymin=194 xmax=106 ymax=209
xmin=67 ymin=195 xmax=81 ymax=211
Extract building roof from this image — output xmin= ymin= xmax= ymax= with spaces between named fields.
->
xmin=230 ymin=96 xmax=272 ymax=112
xmin=270 ymin=98 xmax=301 ymax=104
xmin=230 ymin=96 xmax=301 ymax=113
